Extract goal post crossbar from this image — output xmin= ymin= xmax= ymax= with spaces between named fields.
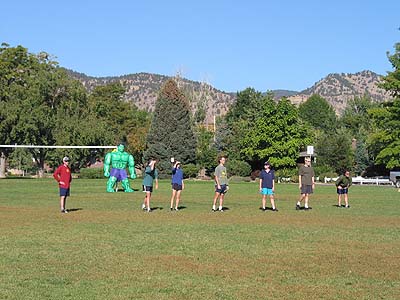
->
xmin=0 ymin=145 xmax=116 ymax=149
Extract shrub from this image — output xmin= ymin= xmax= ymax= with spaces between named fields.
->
xmin=314 ymin=165 xmax=334 ymax=177
xmin=226 ymin=159 xmax=251 ymax=177
xmin=79 ymin=168 xmax=104 ymax=179
xmin=275 ymin=168 xmax=297 ymax=179
xmin=319 ymin=172 xmax=338 ymax=182
xmin=182 ymin=164 xmax=200 ymax=179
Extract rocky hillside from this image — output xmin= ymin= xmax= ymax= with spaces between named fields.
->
xmin=66 ymin=70 xmax=235 ymax=124
xmin=287 ymin=70 xmax=389 ymax=114
xmin=67 ymin=69 xmax=390 ymax=120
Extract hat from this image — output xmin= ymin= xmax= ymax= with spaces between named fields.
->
xmin=264 ymin=161 xmax=270 ymax=166
xmin=63 ymin=156 xmax=70 ymax=162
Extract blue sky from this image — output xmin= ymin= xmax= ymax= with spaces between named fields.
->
xmin=1 ymin=0 xmax=399 ymax=92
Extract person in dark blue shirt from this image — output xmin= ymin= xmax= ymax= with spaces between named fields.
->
xmin=170 ymin=160 xmax=184 ymax=211
xmin=259 ymin=161 xmax=277 ymax=211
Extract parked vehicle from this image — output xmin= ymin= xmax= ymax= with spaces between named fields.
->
xmin=389 ymin=171 xmax=400 ymax=188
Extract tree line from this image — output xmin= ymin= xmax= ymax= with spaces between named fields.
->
xmin=1 ymin=41 xmax=399 ymax=178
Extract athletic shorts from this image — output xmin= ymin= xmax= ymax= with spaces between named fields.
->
xmin=261 ymin=188 xmax=274 ymax=195
xmin=172 ymin=183 xmax=183 ymax=191
xmin=215 ymin=184 xmax=228 ymax=194
xmin=337 ymin=187 xmax=348 ymax=194
xmin=60 ymin=187 xmax=70 ymax=197
xmin=142 ymin=185 xmax=153 ymax=193
xmin=300 ymin=185 xmax=313 ymax=195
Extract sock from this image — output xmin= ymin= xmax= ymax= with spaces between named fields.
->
xmin=305 ymin=204 xmax=308 ymax=209
xmin=272 ymin=206 xmax=275 ymax=210
xmin=219 ymin=205 xmax=223 ymax=210
xmin=212 ymin=205 xmax=216 ymax=210
xmin=297 ymin=202 xmax=301 ymax=206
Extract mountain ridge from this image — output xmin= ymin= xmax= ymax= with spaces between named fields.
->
xmin=66 ymin=69 xmax=389 ymax=120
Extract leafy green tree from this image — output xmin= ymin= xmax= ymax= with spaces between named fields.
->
xmin=144 ymin=79 xmax=197 ymax=172
xmin=299 ymin=94 xmax=337 ymax=132
xmin=379 ymin=42 xmax=400 ymax=97
xmin=367 ymin=99 xmax=400 ymax=169
xmin=368 ymin=42 xmax=400 ymax=169
xmin=316 ymin=129 xmax=354 ymax=174
xmin=88 ymin=82 xmax=150 ymax=165
xmin=340 ymin=96 xmax=376 ymax=138
xmin=239 ymin=97 xmax=313 ymax=168
xmin=0 ymin=44 xmax=119 ymax=176
xmin=195 ymin=126 xmax=218 ymax=175
xmin=221 ymin=88 xmax=312 ymax=169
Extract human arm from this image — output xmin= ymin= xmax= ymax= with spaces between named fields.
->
xmin=155 ymin=168 xmax=159 ymax=189
xmin=53 ymin=166 xmax=61 ymax=184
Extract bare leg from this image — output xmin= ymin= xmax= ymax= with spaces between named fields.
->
xmin=270 ymin=195 xmax=275 ymax=210
xmin=170 ymin=189 xmax=176 ymax=209
xmin=213 ymin=192 xmax=220 ymax=206
xmin=338 ymin=194 xmax=342 ymax=207
xmin=304 ymin=194 xmax=309 ymax=208
xmin=344 ymin=194 xmax=349 ymax=207
xmin=262 ymin=195 xmax=266 ymax=209
xmin=219 ymin=194 xmax=225 ymax=209
xmin=145 ymin=192 xmax=151 ymax=210
xmin=175 ymin=190 xmax=182 ymax=209
xmin=60 ymin=196 xmax=66 ymax=211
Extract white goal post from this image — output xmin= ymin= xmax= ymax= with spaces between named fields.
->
xmin=0 ymin=145 xmax=116 ymax=149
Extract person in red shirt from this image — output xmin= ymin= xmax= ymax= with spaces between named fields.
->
xmin=53 ymin=156 xmax=72 ymax=213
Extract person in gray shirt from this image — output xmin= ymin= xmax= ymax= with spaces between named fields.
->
xmin=212 ymin=156 xmax=229 ymax=212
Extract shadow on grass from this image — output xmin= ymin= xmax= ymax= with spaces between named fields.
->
xmin=66 ymin=208 xmax=83 ymax=212
xmin=259 ymin=207 xmax=279 ymax=211
xmin=150 ymin=207 xmax=163 ymax=211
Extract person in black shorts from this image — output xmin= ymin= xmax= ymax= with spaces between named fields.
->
xmin=335 ymin=170 xmax=352 ymax=208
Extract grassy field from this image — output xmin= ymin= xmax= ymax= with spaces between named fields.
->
xmin=0 ymin=178 xmax=399 ymax=300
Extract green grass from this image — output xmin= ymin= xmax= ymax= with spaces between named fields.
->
xmin=0 ymin=179 xmax=399 ymax=299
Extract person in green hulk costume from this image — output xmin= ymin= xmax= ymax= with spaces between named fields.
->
xmin=104 ymin=143 xmax=136 ymax=192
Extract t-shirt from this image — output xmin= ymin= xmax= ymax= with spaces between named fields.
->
xmin=214 ymin=164 xmax=228 ymax=185
xmin=171 ymin=168 xmax=184 ymax=185
xmin=53 ymin=165 xmax=72 ymax=188
xmin=259 ymin=169 xmax=275 ymax=189
xmin=335 ymin=175 xmax=352 ymax=188
xmin=142 ymin=166 xmax=158 ymax=187
xmin=299 ymin=165 xmax=315 ymax=185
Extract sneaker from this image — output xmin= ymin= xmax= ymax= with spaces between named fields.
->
xmin=170 ymin=207 xmax=173 ymax=211
xmin=345 ymin=205 xmax=350 ymax=208
xmin=272 ymin=208 xmax=278 ymax=212
xmin=146 ymin=208 xmax=151 ymax=212
xmin=61 ymin=209 xmax=68 ymax=214
xmin=175 ymin=208 xmax=179 ymax=211
xmin=212 ymin=208 xmax=216 ymax=212
xmin=142 ymin=204 xmax=146 ymax=210
xmin=262 ymin=207 xmax=267 ymax=211
xmin=219 ymin=208 xmax=224 ymax=212
xmin=295 ymin=204 xmax=301 ymax=210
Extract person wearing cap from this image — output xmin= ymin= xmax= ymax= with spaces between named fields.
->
xmin=259 ymin=161 xmax=277 ymax=211
xmin=53 ymin=156 xmax=72 ymax=214
xmin=170 ymin=159 xmax=184 ymax=211
xmin=296 ymin=157 xmax=315 ymax=210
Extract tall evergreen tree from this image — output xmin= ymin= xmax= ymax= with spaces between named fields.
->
xmin=144 ymin=79 xmax=196 ymax=172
